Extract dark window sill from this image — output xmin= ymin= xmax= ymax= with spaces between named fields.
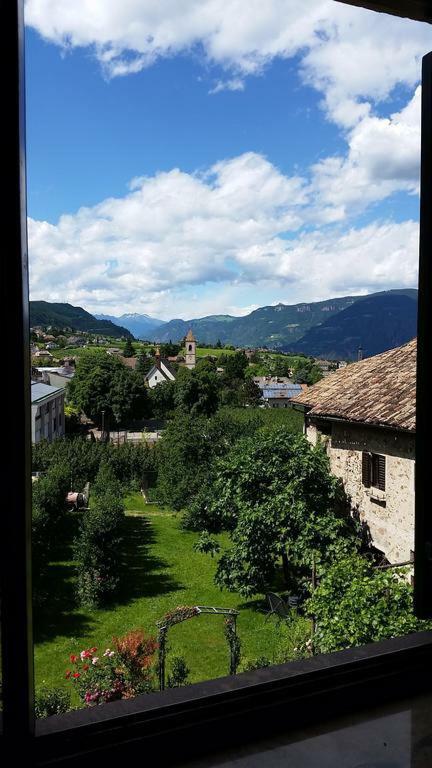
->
xmin=34 ymin=631 xmax=432 ymax=767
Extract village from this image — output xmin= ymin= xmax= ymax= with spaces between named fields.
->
xmin=29 ymin=317 xmax=424 ymax=713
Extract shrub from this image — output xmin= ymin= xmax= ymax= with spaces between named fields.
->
xmin=167 ymin=656 xmax=190 ymax=688
xmin=238 ymin=656 xmax=271 ymax=673
xmin=66 ymin=634 xmax=158 ymax=706
xmin=35 ymin=686 xmax=71 ymax=719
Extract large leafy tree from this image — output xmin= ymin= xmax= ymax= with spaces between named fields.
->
xmin=307 ymin=555 xmax=431 ymax=653
xmin=155 ymin=413 xmax=216 ymax=510
xmin=173 ymin=366 xmax=220 ymax=417
xmin=68 ymin=350 xmax=149 ymax=426
xmin=209 ymin=429 xmax=360 ymax=596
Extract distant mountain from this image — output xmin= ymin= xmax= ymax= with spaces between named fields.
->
xmin=30 ymin=301 xmax=133 ymax=339
xmin=95 ymin=312 xmax=165 ymax=340
xmin=288 ymin=290 xmax=418 ymax=360
xmin=152 ymin=297 xmax=358 ymax=347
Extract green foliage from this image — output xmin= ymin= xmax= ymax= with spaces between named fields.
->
xmin=239 ymin=378 xmax=262 ymax=406
xmin=193 ymin=531 xmax=221 ymax=557
xmin=292 ymin=357 xmax=323 ymax=385
xmin=238 ymin=656 xmax=271 ymax=672
xmin=173 ymin=366 xmax=221 ymax=417
xmin=67 ymin=349 xmax=150 ymax=426
xmin=149 ymin=380 xmax=176 ymax=418
xmin=155 ymin=413 xmax=215 ymax=510
xmin=167 ymin=656 xmax=191 ymax=688
xmin=221 ymin=351 xmax=248 ymax=384
xmin=212 ymin=429 xmax=360 ymax=596
xmin=35 ymin=686 xmax=71 ymax=719
xmin=32 ymin=463 xmax=70 ymax=603
xmin=33 ymin=437 xmax=156 ymax=492
xmin=74 ymin=464 xmax=125 ymax=608
xmin=307 ymin=555 xmax=431 ymax=654
xmin=123 ymin=338 xmax=134 ymax=357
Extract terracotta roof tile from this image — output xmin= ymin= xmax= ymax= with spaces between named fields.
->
xmin=291 ymin=339 xmax=416 ymax=432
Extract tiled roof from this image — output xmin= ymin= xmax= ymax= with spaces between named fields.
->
xmin=291 ymin=339 xmax=416 ymax=432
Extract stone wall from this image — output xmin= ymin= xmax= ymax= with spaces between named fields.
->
xmin=306 ymin=418 xmax=415 ymax=564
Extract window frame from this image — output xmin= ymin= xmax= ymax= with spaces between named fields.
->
xmin=1 ymin=1 xmax=432 ymax=764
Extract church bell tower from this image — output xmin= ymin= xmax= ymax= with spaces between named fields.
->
xmin=185 ymin=329 xmax=196 ymax=369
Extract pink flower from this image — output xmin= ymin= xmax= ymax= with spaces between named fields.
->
xmin=92 ymin=657 xmax=99 ymax=665
xmin=103 ymin=649 xmax=111 ymax=657
xmin=108 ymin=651 xmax=115 ymax=657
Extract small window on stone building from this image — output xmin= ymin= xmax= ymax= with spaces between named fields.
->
xmin=362 ymin=452 xmax=386 ymax=492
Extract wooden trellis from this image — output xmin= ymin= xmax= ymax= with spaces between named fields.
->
xmin=156 ymin=605 xmax=240 ymax=691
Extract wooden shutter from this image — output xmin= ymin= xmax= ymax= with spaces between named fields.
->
xmin=362 ymin=452 xmax=371 ymax=487
xmin=377 ymin=454 xmax=386 ymax=491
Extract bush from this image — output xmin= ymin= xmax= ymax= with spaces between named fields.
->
xmin=238 ymin=656 xmax=271 ymax=673
xmin=66 ymin=633 xmax=158 ymax=705
xmin=307 ymin=554 xmax=432 ymax=654
xmin=35 ymin=686 xmax=71 ymax=719
xmin=167 ymin=656 xmax=190 ymax=688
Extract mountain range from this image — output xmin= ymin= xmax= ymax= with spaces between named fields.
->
xmin=30 ymin=301 xmax=133 ymax=339
xmin=31 ymin=288 xmax=418 ymax=360
xmin=288 ymin=289 xmax=418 ymax=359
xmin=94 ymin=312 xmax=165 ymax=339
xmin=149 ymin=289 xmax=418 ymax=359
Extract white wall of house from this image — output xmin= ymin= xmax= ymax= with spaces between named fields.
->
xmin=31 ymin=390 xmax=65 ymax=444
xmin=306 ymin=419 xmax=415 ymax=564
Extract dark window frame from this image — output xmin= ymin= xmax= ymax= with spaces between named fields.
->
xmin=1 ymin=1 xmax=432 ymax=765
xmin=362 ymin=451 xmax=386 ymax=491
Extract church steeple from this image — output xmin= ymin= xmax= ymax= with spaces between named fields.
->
xmin=185 ymin=329 xmax=196 ymax=369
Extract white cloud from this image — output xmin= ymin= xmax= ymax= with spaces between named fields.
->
xmin=28 ymin=152 xmax=418 ymax=318
xmin=25 ymin=1 xmax=430 ymax=119
xmin=309 ymin=87 xmax=421 ymax=218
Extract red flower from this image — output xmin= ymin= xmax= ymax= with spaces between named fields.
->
xmin=72 ymin=672 xmax=81 ymax=678
xmin=70 ymin=654 xmax=78 ymax=663
xmin=83 ymin=664 xmax=89 ymax=671
xmin=90 ymin=647 xmax=97 ymax=653
xmin=65 ymin=670 xmax=71 ymax=679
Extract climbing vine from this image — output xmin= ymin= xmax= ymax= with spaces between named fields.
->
xmin=156 ymin=605 xmax=240 ymax=690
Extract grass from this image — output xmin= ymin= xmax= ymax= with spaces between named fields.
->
xmin=34 ymin=494 xmax=292 ymax=698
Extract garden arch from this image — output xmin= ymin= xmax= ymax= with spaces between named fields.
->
xmin=156 ymin=605 xmax=240 ymax=690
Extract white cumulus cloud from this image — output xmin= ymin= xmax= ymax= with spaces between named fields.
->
xmin=28 ymin=152 xmax=419 ymax=318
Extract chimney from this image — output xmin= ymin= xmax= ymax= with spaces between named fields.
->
xmin=357 ymin=346 xmax=363 ymax=362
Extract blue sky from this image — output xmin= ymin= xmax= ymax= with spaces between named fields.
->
xmin=24 ymin=1 xmax=431 ymax=320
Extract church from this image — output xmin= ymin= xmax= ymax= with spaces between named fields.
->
xmin=145 ymin=330 xmax=196 ymax=388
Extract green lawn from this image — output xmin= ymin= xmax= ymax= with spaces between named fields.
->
xmin=34 ymin=494 xmax=289 ymax=697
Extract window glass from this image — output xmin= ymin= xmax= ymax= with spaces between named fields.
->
xmin=24 ymin=1 xmax=431 ymax=717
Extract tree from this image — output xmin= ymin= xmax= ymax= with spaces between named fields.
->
xmin=307 ymin=555 xmax=432 ymax=654
xmin=123 ymin=338 xmax=135 ymax=358
xmin=136 ymin=349 xmax=151 ymax=375
xmin=156 ymin=413 xmax=216 ymax=510
xmin=174 ymin=366 xmax=220 ymax=417
xmin=210 ymin=429 xmax=360 ymax=596
xmin=240 ymin=378 xmax=262 ymax=406
xmin=222 ymin=351 xmax=248 ymax=384
xmin=67 ymin=350 xmax=149 ymax=426
xmin=292 ymin=358 xmax=323 ymax=385
xmin=149 ymin=380 xmax=176 ymax=418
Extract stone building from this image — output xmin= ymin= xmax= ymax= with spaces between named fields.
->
xmin=291 ymin=339 xmax=416 ymax=565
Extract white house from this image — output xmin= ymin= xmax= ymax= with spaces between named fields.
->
xmin=31 ymin=381 xmax=65 ymax=443
xmin=145 ymin=348 xmax=176 ymax=389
